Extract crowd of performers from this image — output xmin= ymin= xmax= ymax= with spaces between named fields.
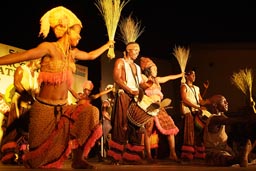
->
xmin=0 ymin=5 xmax=256 ymax=170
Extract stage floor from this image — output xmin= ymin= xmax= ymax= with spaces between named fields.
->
xmin=1 ymin=158 xmax=256 ymax=171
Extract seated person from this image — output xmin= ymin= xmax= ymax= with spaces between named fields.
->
xmin=204 ymin=94 xmax=256 ymax=167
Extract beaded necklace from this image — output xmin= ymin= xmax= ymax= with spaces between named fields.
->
xmin=56 ymin=42 xmax=70 ymax=58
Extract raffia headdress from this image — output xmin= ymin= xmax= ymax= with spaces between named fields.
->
xmin=118 ymin=13 xmax=145 ymax=45
xmin=39 ymin=6 xmax=82 ymax=39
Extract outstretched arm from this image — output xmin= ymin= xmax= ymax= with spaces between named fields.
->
xmin=157 ymin=72 xmax=184 ymax=84
xmin=13 ymin=66 xmax=25 ymax=94
xmin=69 ymin=88 xmax=81 ymax=100
xmin=74 ymin=41 xmax=114 ymax=61
xmin=0 ymin=42 xmax=50 ymax=65
xmin=90 ymin=88 xmax=113 ymax=100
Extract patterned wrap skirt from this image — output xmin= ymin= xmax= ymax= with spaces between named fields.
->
xmin=22 ymin=100 xmax=102 ymax=168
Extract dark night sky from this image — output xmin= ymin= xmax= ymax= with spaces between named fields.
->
xmin=1 ymin=0 xmax=256 ymax=60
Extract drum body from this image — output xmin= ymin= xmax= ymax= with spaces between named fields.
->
xmin=136 ymin=95 xmax=159 ymax=116
xmin=195 ymin=110 xmax=211 ymax=130
xmin=127 ymin=102 xmax=155 ymax=127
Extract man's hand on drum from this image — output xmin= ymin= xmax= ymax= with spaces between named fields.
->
xmin=130 ymin=90 xmax=139 ymax=96
xmin=199 ymin=106 xmax=207 ymax=111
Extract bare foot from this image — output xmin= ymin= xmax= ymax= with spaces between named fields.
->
xmin=169 ymin=154 xmax=180 ymax=162
xmin=239 ymin=139 xmax=252 ymax=167
xmin=71 ymin=159 xmax=96 ymax=169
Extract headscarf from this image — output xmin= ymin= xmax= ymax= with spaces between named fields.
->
xmin=82 ymin=80 xmax=94 ymax=91
xmin=140 ymin=57 xmax=156 ymax=71
xmin=39 ymin=6 xmax=82 ymax=38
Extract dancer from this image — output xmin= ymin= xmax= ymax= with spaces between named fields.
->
xmin=101 ymin=84 xmax=115 ymax=145
xmin=69 ymin=80 xmax=114 ymax=162
xmin=98 ymin=84 xmax=115 ymax=160
xmin=140 ymin=57 xmax=183 ymax=162
xmin=0 ymin=6 xmax=114 ymax=169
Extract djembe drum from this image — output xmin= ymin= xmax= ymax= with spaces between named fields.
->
xmin=195 ymin=109 xmax=212 ymax=130
xmin=127 ymin=95 xmax=159 ymax=127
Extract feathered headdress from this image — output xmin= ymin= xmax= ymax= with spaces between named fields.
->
xmin=39 ymin=6 xmax=82 ymax=39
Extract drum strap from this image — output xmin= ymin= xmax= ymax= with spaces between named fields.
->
xmin=129 ymin=64 xmax=139 ymax=89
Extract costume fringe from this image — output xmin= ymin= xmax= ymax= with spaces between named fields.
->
xmin=107 ymin=150 xmax=122 ymax=161
xmin=38 ymin=70 xmax=73 ymax=88
xmin=22 ymin=116 xmax=68 ymax=168
xmin=125 ymin=143 xmax=144 ymax=152
xmin=123 ymin=151 xmax=142 ymax=161
xmin=1 ymin=153 xmax=15 ymax=164
xmin=154 ymin=115 xmax=179 ymax=135
xmin=83 ymin=124 xmax=103 ymax=158
xmin=181 ymin=145 xmax=195 ymax=153
xmin=108 ymin=139 xmax=125 ymax=151
xmin=1 ymin=141 xmax=17 ymax=152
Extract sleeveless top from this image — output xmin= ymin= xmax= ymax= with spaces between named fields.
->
xmin=144 ymin=78 xmax=163 ymax=101
xmin=123 ymin=58 xmax=142 ymax=91
xmin=181 ymin=83 xmax=200 ymax=113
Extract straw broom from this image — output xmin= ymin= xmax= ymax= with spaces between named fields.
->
xmin=231 ymin=68 xmax=255 ymax=113
xmin=95 ymin=0 xmax=130 ymax=59
xmin=172 ymin=46 xmax=190 ymax=83
xmin=118 ymin=13 xmax=145 ymax=44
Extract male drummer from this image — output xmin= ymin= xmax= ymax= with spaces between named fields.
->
xmin=107 ymin=42 xmax=148 ymax=165
xmin=180 ymin=69 xmax=210 ymax=161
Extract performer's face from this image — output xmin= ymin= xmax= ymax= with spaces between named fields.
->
xmin=69 ymin=25 xmax=82 ymax=47
xmin=186 ymin=71 xmax=196 ymax=82
xmin=81 ymin=89 xmax=92 ymax=99
xmin=218 ymin=96 xmax=228 ymax=112
xmin=150 ymin=65 xmax=157 ymax=77
xmin=126 ymin=43 xmax=140 ymax=60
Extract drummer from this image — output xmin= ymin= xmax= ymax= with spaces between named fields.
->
xmin=180 ymin=69 xmax=211 ymax=161
xmin=107 ymin=42 xmax=149 ymax=165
